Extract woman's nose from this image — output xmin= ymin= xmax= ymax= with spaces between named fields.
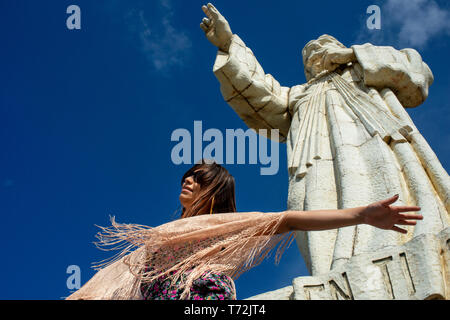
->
xmin=184 ymin=176 xmax=194 ymax=185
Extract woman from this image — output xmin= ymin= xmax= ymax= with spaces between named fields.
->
xmin=67 ymin=161 xmax=422 ymax=300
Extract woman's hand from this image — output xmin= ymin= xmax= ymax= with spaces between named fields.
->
xmin=361 ymin=195 xmax=423 ymax=234
xmin=200 ymin=3 xmax=233 ymax=53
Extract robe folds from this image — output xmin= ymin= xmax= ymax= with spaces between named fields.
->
xmin=213 ymin=34 xmax=449 ymax=275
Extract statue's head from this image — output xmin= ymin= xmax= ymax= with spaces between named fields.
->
xmin=302 ymin=34 xmax=347 ymax=81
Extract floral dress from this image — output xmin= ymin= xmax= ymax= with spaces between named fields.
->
xmin=140 ymin=241 xmax=236 ymax=300
xmin=140 ymin=266 xmax=236 ymax=300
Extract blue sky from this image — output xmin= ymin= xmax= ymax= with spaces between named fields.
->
xmin=1 ymin=0 xmax=449 ymax=299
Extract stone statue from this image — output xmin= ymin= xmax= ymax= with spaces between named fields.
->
xmin=200 ymin=2 xmax=450 ymax=288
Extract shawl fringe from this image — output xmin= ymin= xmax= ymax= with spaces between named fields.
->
xmin=91 ymin=212 xmax=294 ymax=299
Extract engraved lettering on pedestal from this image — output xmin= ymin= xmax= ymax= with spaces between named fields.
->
xmin=303 ymin=284 xmax=326 ymax=300
xmin=372 ymin=256 xmax=395 ymax=299
xmin=399 ymin=253 xmax=416 ymax=295
xmin=372 ymin=252 xmax=418 ymax=299
xmin=329 ymin=272 xmax=354 ymax=300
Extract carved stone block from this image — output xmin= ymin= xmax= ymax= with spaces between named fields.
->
xmin=246 ymin=227 xmax=450 ymax=300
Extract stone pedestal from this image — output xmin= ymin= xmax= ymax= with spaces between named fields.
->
xmin=246 ymin=227 xmax=450 ymax=300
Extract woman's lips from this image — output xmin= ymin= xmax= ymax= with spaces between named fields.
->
xmin=181 ymin=186 xmax=193 ymax=193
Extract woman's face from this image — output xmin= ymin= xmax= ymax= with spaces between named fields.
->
xmin=179 ymin=175 xmax=201 ymax=209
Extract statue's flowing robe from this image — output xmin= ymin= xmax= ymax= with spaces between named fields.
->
xmin=213 ymin=34 xmax=450 ymax=275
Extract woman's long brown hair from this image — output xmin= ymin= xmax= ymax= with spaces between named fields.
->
xmin=180 ymin=160 xmax=236 ymax=218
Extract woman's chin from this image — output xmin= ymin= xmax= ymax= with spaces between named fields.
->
xmin=179 ymin=195 xmax=192 ymax=208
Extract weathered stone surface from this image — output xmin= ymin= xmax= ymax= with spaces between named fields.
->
xmin=213 ymin=31 xmax=449 ymax=276
xmin=245 ymin=227 xmax=450 ymax=300
xmin=245 ymin=286 xmax=293 ymax=300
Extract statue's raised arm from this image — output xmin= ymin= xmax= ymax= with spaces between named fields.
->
xmin=200 ymin=3 xmax=293 ymax=142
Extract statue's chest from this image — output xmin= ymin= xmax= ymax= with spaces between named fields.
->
xmin=291 ymin=65 xmax=365 ymax=115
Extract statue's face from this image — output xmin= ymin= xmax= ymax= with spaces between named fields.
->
xmin=302 ymin=35 xmax=346 ymax=80
xmin=306 ymin=53 xmax=326 ymax=78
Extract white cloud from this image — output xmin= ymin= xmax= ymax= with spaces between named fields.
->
xmin=129 ymin=0 xmax=192 ymax=72
xmin=357 ymin=0 xmax=450 ymax=49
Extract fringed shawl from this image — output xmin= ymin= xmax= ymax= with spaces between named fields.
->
xmin=66 ymin=211 xmax=295 ymax=300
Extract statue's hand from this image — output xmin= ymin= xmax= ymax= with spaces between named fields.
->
xmin=361 ymin=195 xmax=423 ymax=234
xmin=200 ymin=3 xmax=233 ymax=53
xmin=322 ymin=47 xmax=356 ymax=72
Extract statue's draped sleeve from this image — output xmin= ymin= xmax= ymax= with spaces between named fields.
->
xmin=213 ymin=34 xmax=292 ymax=142
xmin=351 ymin=43 xmax=434 ymax=108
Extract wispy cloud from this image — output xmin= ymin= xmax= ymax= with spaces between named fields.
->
xmin=127 ymin=0 xmax=192 ymax=73
xmin=356 ymin=0 xmax=450 ymax=49
xmin=3 ymin=179 xmax=14 ymax=188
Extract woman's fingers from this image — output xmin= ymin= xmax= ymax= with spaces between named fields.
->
xmin=392 ymin=206 xmax=421 ymax=213
xmin=380 ymin=194 xmax=400 ymax=206
xmin=391 ymin=226 xmax=407 ymax=234
xmin=396 ymin=220 xmax=418 ymax=226
xmin=397 ymin=213 xmax=423 ymax=220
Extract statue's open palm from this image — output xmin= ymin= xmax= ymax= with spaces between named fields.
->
xmin=200 ymin=3 xmax=233 ymax=52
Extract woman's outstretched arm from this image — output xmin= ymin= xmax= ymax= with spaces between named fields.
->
xmin=277 ymin=194 xmax=423 ymax=234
